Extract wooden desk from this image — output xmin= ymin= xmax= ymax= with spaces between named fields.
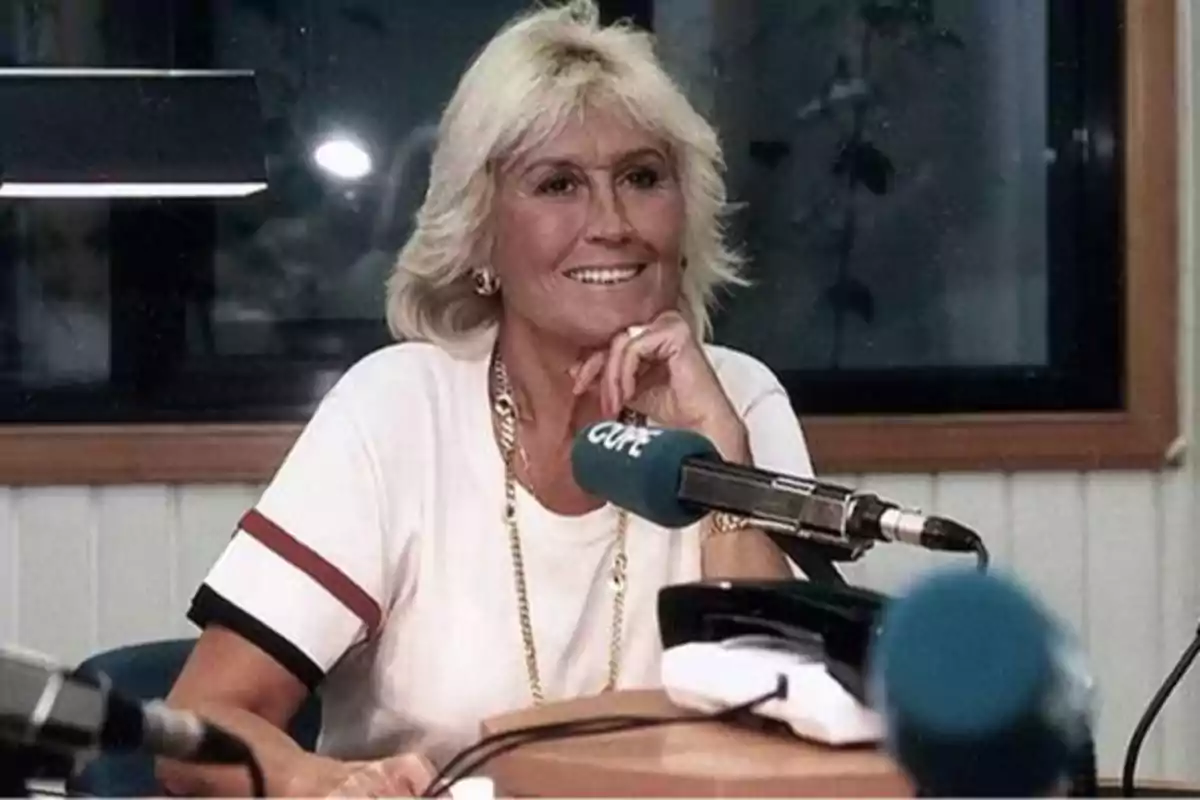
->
xmin=480 ymin=689 xmax=912 ymax=797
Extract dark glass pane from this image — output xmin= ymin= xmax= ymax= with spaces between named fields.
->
xmin=692 ymin=0 xmax=1121 ymax=413
xmin=0 ymin=0 xmax=1123 ymax=422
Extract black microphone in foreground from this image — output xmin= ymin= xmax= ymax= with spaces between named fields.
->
xmin=0 ymin=647 xmax=253 ymax=767
xmin=570 ymin=421 xmax=987 ymax=566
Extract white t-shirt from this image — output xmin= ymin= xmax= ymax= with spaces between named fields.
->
xmin=189 ymin=328 xmax=816 ymax=768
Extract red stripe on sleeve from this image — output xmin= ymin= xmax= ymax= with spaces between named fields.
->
xmin=238 ymin=509 xmax=382 ymax=635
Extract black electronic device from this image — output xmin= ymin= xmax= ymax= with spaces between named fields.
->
xmin=657 ymin=579 xmax=888 ymax=704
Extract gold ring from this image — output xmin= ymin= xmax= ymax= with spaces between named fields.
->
xmin=626 ymin=324 xmax=649 ymax=340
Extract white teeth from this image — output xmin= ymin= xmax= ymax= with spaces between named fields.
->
xmin=567 ymin=266 xmax=643 ymax=285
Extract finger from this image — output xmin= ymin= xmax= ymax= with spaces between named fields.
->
xmin=621 ymin=328 xmax=674 ymax=403
xmin=658 ymin=308 xmax=688 ymax=327
xmin=622 ymin=333 xmax=664 ymax=404
xmin=571 ymin=350 xmax=607 ymax=396
xmin=406 ymin=753 xmax=437 ymax=794
xmin=602 ymin=332 xmax=634 ymax=416
xmin=611 ymin=321 xmax=670 ymax=407
xmin=379 ymin=752 xmax=437 ymax=796
xmin=326 ymin=764 xmax=384 ymax=798
xmin=632 ymin=314 xmax=703 ymax=375
xmin=645 ymin=311 xmax=691 ymax=351
xmin=331 ymin=756 xmax=427 ymax=798
xmin=620 ymin=342 xmax=640 ymax=404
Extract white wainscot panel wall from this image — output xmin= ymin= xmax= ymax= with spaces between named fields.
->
xmin=1 ymin=471 xmax=1197 ymax=782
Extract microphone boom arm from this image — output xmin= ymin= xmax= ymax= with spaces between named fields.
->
xmin=676 ymin=456 xmax=987 ymax=568
xmin=677 ymin=458 xmax=876 ymax=559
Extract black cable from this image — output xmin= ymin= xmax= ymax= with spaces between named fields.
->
xmin=431 ymin=717 xmax=668 ymax=797
xmin=972 ymin=537 xmax=990 ymax=572
xmin=432 ymin=709 xmax=755 ymax=798
xmin=422 ymin=678 xmax=788 ymax=798
xmin=424 ymin=713 xmax=652 ymax=796
xmin=425 ymin=689 xmax=782 ymax=799
xmin=242 ymin=752 xmax=267 ymax=799
xmin=1121 ymin=625 xmax=1200 ymax=797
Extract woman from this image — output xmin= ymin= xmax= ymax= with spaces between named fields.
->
xmin=159 ymin=0 xmax=828 ymax=795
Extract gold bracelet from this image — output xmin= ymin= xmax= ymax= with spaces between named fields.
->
xmin=703 ymin=511 xmax=754 ymax=545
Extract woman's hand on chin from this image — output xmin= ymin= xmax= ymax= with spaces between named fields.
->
xmin=569 ymin=310 xmax=750 ymax=463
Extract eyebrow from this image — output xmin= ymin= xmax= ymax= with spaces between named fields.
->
xmin=519 ymin=147 xmax=669 ymax=176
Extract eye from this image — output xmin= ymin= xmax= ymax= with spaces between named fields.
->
xmin=623 ymin=165 xmax=664 ymax=190
xmin=536 ymin=173 xmax=579 ymax=196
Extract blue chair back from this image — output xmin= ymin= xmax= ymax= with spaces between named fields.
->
xmin=66 ymin=639 xmax=321 ymax=797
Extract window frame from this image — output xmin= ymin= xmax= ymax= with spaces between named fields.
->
xmin=0 ymin=0 xmax=1177 ymax=483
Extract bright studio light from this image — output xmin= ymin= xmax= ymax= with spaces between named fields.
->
xmin=0 ymin=182 xmax=266 ymax=198
xmin=313 ymin=137 xmax=372 ymax=180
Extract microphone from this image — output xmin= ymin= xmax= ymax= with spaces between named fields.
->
xmin=570 ymin=420 xmax=985 ymax=560
xmin=870 ymin=569 xmax=1095 ymax=796
xmin=0 ymin=647 xmax=252 ymax=765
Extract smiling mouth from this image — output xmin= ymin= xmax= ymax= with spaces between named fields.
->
xmin=563 ymin=264 xmax=648 ymax=286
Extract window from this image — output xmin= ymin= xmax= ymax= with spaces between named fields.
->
xmin=0 ymin=0 xmax=1177 ymax=481
xmin=2 ymin=0 xmax=556 ymax=424
xmin=711 ymin=0 xmax=1123 ymax=416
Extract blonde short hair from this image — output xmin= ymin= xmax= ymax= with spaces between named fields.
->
xmin=386 ymin=0 xmax=745 ymax=348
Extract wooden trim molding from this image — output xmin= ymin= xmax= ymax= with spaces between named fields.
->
xmin=0 ymin=424 xmax=299 ymax=486
xmin=0 ymin=0 xmax=1179 ymax=484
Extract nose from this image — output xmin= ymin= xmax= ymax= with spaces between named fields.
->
xmin=584 ymin=181 xmax=632 ymax=244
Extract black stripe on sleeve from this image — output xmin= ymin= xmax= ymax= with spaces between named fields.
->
xmin=187 ymin=584 xmax=325 ymax=692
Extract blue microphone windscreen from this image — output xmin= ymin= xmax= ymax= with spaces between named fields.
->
xmin=872 ymin=569 xmax=1072 ymax=797
xmin=571 ymin=422 xmax=718 ymax=528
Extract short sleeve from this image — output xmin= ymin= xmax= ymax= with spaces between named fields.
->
xmin=741 ymin=386 xmax=815 ymax=479
xmin=187 ymin=388 xmax=388 ymax=690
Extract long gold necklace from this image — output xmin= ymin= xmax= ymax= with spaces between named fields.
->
xmin=490 ymin=352 xmax=639 ymax=705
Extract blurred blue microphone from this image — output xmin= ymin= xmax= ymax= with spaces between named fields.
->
xmin=871 ymin=569 xmax=1095 ymax=797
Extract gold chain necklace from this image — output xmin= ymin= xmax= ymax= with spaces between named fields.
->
xmin=490 ymin=352 xmax=639 ymax=705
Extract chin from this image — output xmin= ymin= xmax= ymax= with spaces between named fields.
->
xmin=555 ymin=326 xmax=623 ymax=349
xmin=529 ymin=291 xmax=678 ymax=346
xmin=571 ymin=309 xmax=664 ymax=343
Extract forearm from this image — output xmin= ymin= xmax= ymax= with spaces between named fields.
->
xmin=697 ymin=419 xmax=793 ymax=580
xmin=701 ymin=526 xmax=793 ymax=579
xmin=156 ymin=703 xmax=347 ymax=798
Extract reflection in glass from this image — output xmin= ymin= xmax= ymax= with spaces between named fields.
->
xmin=13 ymin=202 xmax=111 ymax=386
xmin=204 ymin=0 xmax=521 ymax=367
xmin=698 ymin=1 xmax=1050 ymax=371
xmin=0 ymin=0 xmax=1122 ymax=422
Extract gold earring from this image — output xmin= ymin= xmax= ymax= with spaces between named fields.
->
xmin=472 ymin=268 xmax=500 ymax=296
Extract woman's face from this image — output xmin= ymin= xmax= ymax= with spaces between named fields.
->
xmin=489 ymin=107 xmax=686 ymax=347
